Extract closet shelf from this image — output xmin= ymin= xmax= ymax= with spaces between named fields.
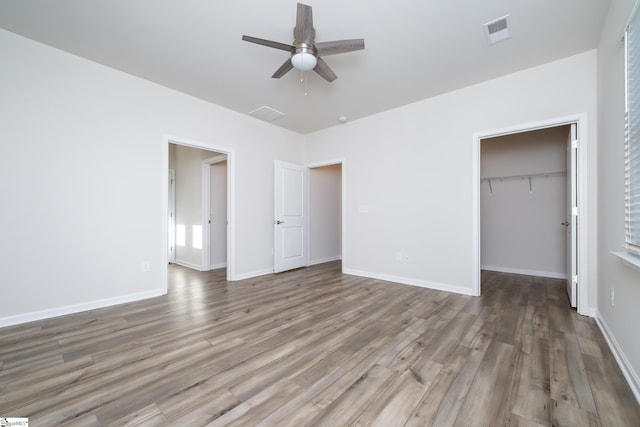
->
xmin=480 ymin=171 xmax=566 ymax=182
xmin=481 ymin=171 xmax=566 ymax=194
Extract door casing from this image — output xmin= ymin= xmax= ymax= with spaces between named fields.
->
xmin=202 ymin=155 xmax=228 ymax=271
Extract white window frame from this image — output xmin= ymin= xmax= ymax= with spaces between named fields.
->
xmin=625 ymin=3 xmax=640 ymax=256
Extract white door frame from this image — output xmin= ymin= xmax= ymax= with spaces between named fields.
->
xmin=168 ymin=168 xmax=176 ymax=264
xmin=202 ymin=154 xmax=227 ymax=271
xmin=162 ymin=135 xmax=235 ymax=293
xmin=472 ymin=114 xmax=589 ymax=315
xmin=308 ymin=159 xmax=346 ymax=271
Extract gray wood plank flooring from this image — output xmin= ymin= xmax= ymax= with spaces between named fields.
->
xmin=1 ymin=262 xmax=639 ymax=426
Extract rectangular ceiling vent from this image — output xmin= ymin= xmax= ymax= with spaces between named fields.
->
xmin=249 ymin=106 xmax=286 ymax=122
xmin=483 ymin=14 xmax=511 ymax=45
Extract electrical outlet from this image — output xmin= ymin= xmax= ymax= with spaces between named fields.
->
xmin=611 ymin=288 xmax=615 ymax=307
xmin=141 ymin=261 xmax=150 ymax=273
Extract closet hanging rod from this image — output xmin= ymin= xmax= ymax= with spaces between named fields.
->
xmin=480 ymin=171 xmax=566 ymax=182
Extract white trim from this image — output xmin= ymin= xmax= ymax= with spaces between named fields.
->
xmin=595 ymin=311 xmax=640 ymax=404
xmin=162 ymin=135 xmax=236 ymax=290
xmin=472 ymin=113 xmax=590 ymax=315
xmin=209 ymin=262 xmax=227 ymax=270
xmin=343 ymin=269 xmax=475 ymax=296
xmin=308 ymin=159 xmax=345 ymax=169
xmin=202 ymin=154 xmax=228 ymax=273
xmin=308 ymin=159 xmax=346 ymax=274
xmin=202 ymin=162 xmax=209 ymax=271
xmin=0 ymin=289 xmax=164 ymax=328
xmin=233 ymin=268 xmax=274 ymax=281
xmin=611 ymin=250 xmax=640 ymax=271
xmin=309 ymin=256 xmax=342 ymax=266
xmin=168 ymin=169 xmax=176 ymax=264
xmin=174 ymin=259 xmax=205 ymax=271
xmin=203 ymin=154 xmax=227 ymax=165
xmin=481 ymin=265 xmax=568 ymax=280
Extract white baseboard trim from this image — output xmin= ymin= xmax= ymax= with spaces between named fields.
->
xmin=309 ymin=256 xmax=341 ymax=266
xmin=174 ymin=259 xmax=204 ymax=271
xmin=481 ymin=265 xmax=568 ymax=280
xmin=343 ymin=268 xmax=474 ymax=296
xmin=209 ymin=262 xmax=227 ymax=270
xmin=232 ymin=268 xmax=274 ymax=281
xmin=595 ymin=311 xmax=640 ymax=404
xmin=0 ymin=289 xmax=165 ymax=328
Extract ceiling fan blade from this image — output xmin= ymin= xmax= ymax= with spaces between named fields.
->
xmin=294 ymin=3 xmax=315 ymax=43
xmin=313 ymin=57 xmax=337 ymax=82
xmin=272 ymin=58 xmax=294 ymax=79
xmin=316 ymin=39 xmax=365 ymax=56
xmin=242 ymin=35 xmax=294 ymax=52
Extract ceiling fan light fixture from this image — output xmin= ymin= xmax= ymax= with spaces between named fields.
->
xmin=291 ymin=52 xmax=317 ymax=71
xmin=291 ymin=42 xmax=317 ymax=71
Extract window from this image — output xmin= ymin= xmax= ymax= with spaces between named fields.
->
xmin=625 ymin=6 xmax=640 ymax=255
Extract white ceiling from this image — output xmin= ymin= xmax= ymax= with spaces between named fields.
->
xmin=0 ymin=0 xmax=610 ymax=134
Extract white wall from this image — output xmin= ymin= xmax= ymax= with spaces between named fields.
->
xmin=310 ymin=164 xmax=342 ymax=264
xmin=481 ymin=127 xmax=569 ymax=278
xmin=597 ymin=0 xmax=640 ymax=399
xmin=210 ymin=160 xmax=227 ymax=269
xmin=305 ymin=50 xmax=598 ymax=301
xmin=0 ymin=29 xmax=304 ymax=325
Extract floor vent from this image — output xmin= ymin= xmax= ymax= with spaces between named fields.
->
xmin=483 ymin=14 xmax=511 ymax=45
xmin=249 ymin=106 xmax=286 ymax=122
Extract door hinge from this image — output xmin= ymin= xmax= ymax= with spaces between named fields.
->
xmin=572 ymin=275 xmax=578 ymax=284
xmin=571 ymin=140 xmax=578 ymax=149
xmin=572 ymin=207 xmax=578 ymax=216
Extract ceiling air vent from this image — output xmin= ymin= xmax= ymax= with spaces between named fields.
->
xmin=483 ymin=14 xmax=511 ymax=45
xmin=249 ymin=106 xmax=286 ymax=122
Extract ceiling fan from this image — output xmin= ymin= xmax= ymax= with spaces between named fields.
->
xmin=242 ymin=3 xmax=365 ymax=82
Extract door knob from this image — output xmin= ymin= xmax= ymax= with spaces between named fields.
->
xmin=275 ymin=220 xmax=285 ymax=225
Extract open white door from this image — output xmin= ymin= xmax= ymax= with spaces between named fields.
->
xmin=566 ymin=123 xmax=578 ymax=308
xmin=274 ymin=160 xmax=309 ymax=273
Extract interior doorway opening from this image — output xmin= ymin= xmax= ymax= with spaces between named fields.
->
xmin=480 ymin=125 xmax=570 ymax=280
xmin=309 ymin=163 xmax=343 ymax=265
xmin=272 ymin=159 xmax=346 ymax=274
xmin=473 ymin=114 xmax=588 ymax=315
xmin=162 ymin=136 xmax=235 ymax=293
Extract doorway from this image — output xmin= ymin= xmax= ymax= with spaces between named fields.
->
xmin=272 ymin=159 xmax=345 ymax=273
xmin=162 ymin=136 xmax=235 ymax=293
xmin=309 ymin=163 xmax=342 ymax=265
xmin=472 ymin=115 xmax=588 ymax=315
xmin=480 ymin=126 xmax=570 ymax=280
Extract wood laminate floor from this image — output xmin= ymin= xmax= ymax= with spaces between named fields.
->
xmin=1 ymin=262 xmax=639 ymax=426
